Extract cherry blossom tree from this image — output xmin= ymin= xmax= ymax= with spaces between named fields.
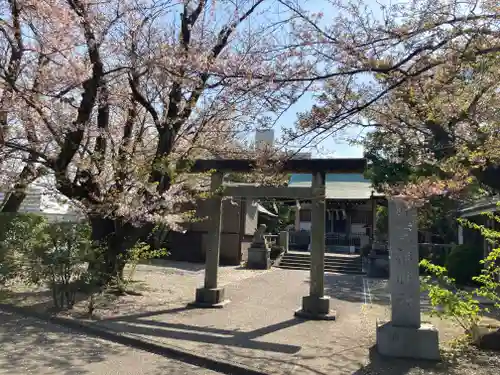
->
xmin=0 ymin=0 xmax=319 ymax=280
xmin=3 ymin=0 xmax=497 ymax=279
xmin=273 ymin=0 xmax=500 ymax=196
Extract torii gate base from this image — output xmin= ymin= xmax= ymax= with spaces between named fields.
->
xmin=294 ymin=296 xmax=336 ymax=320
xmin=190 ymin=287 xmax=229 ymax=308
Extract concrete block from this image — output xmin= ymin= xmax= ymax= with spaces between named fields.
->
xmin=376 ymin=321 xmax=440 ymax=360
xmin=295 ymin=296 xmax=336 ymax=320
xmin=247 ymin=247 xmax=271 ymax=269
xmin=189 ymin=287 xmax=229 ymax=308
xmin=279 ymin=231 xmax=289 ymax=252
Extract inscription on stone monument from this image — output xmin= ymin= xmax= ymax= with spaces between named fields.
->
xmin=389 ymin=198 xmax=421 ymax=328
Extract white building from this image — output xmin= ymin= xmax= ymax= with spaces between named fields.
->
xmin=0 ymin=185 xmax=84 ymax=222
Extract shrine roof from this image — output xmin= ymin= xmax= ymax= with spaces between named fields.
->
xmin=288 ymin=173 xmax=384 ymax=200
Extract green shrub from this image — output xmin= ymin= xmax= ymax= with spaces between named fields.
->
xmin=0 ymin=213 xmax=50 ymax=285
xmin=420 ymin=211 xmax=500 ymax=344
xmin=420 ymin=259 xmax=482 ymax=334
xmin=445 ymin=244 xmax=483 ymax=286
xmin=0 ymin=213 xmax=94 ymax=309
xmin=1 ymin=213 xmax=169 ymax=310
xmin=120 ymin=241 xmax=168 ymax=283
xmin=40 ymin=222 xmax=93 ymax=308
xmin=375 ymin=206 xmax=388 ymax=237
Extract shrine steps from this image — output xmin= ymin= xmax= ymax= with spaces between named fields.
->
xmin=276 ymin=251 xmax=365 ymax=275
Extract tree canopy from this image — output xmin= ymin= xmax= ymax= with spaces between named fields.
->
xmin=2 ymin=0 xmax=499 ymax=279
xmin=285 ymin=0 xmax=500 ymax=196
xmin=0 ymin=0 xmax=307 ymax=221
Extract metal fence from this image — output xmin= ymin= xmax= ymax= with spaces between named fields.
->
xmin=288 ymin=231 xmax=454 ymax=259
xmin=289 ymin=231 xmax=369 ymax=250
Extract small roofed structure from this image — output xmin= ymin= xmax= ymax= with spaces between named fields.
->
xmin=287 ymin=172 xmax=385 ymax=253
xmin=0 ymin=184 xmax=84 ymax=222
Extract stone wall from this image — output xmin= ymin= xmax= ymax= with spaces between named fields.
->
xmin=166 ymin=198 xmax=258 ymax=265
xmin=200 ymin=232 xmax=238 ymax=265
xmin=190 ymin=198 xmax=258 ymax=234
xmin=161 ymin=231 xmax=204 ymax=263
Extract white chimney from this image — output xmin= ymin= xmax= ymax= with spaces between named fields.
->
xmin=255 ymin=129 xmax=274 ymax=151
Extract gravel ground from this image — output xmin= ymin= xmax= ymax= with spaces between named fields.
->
xmin=2 ymin=261 xmax=500 ymax=375
xmin=3 ymin=260 xmax=272 ymax=320
xmin=0 ymin=310 xmax=221 ymax=375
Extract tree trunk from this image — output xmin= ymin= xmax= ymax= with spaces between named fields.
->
xmin=1 ymin=190 xmax=27 ymax=213
xmin=88 ymin=216 xmax=150 ymax=286
xmin=88 ymin=216 xmax=119 ymax=286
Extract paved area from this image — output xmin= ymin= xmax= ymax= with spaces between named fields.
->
xmin=0 ymin=311 xmax=220 ymax=375
xmin=83 ymin=267 xmax=500 ymax=375
xmin=3 ymin=262 xmax=500 ymax=374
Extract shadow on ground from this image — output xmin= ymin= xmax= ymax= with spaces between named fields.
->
xmin=96 ymin=313 xmax=303 ymax=355
xmin=2 ymin=289 xmax=95 ymax=314
xmin=142 ymin=259 xmax=206 ymax=272
xmin=0 ymin=310 xmax=120 ymax=375
xmin=139 ymin=259 xmax=259 ymax=274
xmin=214 ymin=343 xmax=448 ymax=375
xmin=303 ymin=274 xmax=392 ymax=306
xmin=4 ymin=268 xmax=500 ymax=375
xmin=216 ymin=343 xmax=500 ymax=375
xmin=351 ymin=346 xmax=445 ymax=375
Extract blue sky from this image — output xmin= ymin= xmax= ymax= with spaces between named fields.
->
xmin=273 ymin=92 xmax=365 ymax=158
xmin=270 ymin=0 xmax=389 ymax=158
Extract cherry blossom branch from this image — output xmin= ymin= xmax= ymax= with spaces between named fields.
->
xmin=54 ymin=0 xmax=105 ymax=173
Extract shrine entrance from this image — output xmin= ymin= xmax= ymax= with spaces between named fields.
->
xmin=186 ymin=158 xmax=366 ymax=320
xmin=180 ymin=158 xmax=441 ymax=359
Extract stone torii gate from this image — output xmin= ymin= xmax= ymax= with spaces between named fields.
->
xmin=186 ymin=158 xmax=366 ymax=320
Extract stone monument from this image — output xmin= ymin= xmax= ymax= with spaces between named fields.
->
xmin=247 ymin=224 xmax=271 ymax=269
xmin=376 ymin=197 xmax=440 ymax=360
